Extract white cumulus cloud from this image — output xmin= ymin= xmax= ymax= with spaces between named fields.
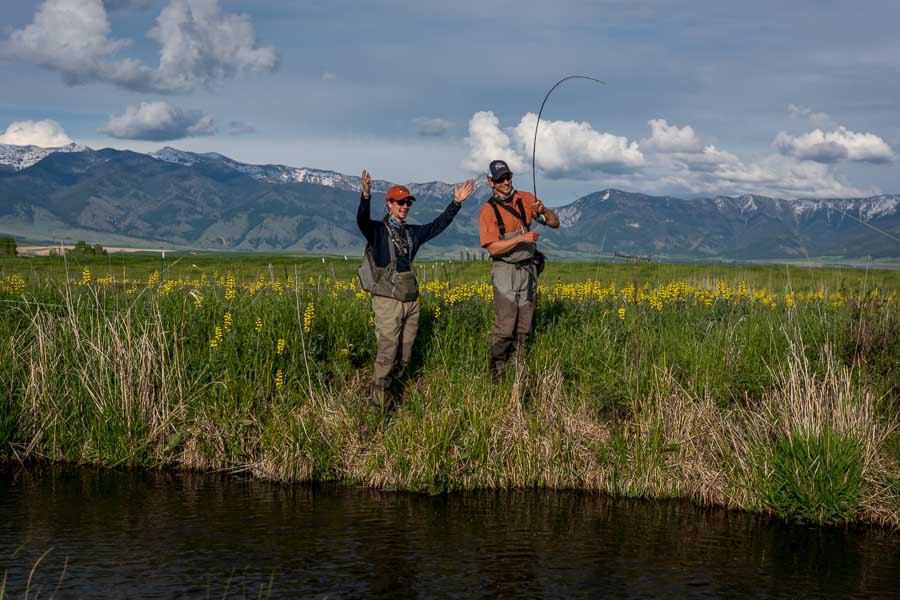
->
xmin=2 ymin=0 xmax=152 ymax=89
xmin=642 ymin=118 xmax=702 ymax=153
xmin=647 ymin=143 xmax=875 ymax=198
xmin=462 ymin=111 xmax=526 ymax=174
xmin=3 ymin=0 xmax=278 ymax=94
xmin=667 ymin=144 xmax=741 ymax=173
xmin=773 ymin=127 xmax=895 ymax=164
xmin=0 ymin=120 xmax=74 ymax=147
xmin=463 ymin=111 xmax=643 ymax=178
xmin=148 ymin=0 xmax=279 ymax=93
xmin=99 ymin=101 xmax=217 ymax=140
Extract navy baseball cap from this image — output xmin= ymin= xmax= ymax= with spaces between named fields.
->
xmin=488 ymin=160 xmax=513 ymax=180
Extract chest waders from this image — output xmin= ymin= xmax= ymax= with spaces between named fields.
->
xmin=371 ymin=223 xmax=418 ymax=302
xmin=370 ymin=222 xmax=420 ymax=411
xmin=488 ymin=196 xmax=538 ymax=380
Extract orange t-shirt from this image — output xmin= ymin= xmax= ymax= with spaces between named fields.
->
xmin=478 ymin=191 xmax=538 ymax=248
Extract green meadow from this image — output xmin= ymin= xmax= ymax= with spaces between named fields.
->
xmin=1 ymin=253 xmax=898 ymax=527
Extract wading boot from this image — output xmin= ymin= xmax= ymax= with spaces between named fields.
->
xmin=371 ymin=384 xmax=391 ymax=414
xmin=490 ymin=358 xmax=506 ymax=384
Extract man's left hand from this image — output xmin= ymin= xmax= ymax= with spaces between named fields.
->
xmin=454 ymin=180 xmax=475 ymax=204
xmin=533 ymin=199 xmax=546 ymax=215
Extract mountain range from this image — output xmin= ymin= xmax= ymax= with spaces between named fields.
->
xmin=0 ymin=142 xmax=898 ymax=262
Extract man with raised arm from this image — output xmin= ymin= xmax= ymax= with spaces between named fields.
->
xmin=478 ymin=159 xmax=560 ymax=382
xmin=358 ymin=170 xmax=475 ymax=410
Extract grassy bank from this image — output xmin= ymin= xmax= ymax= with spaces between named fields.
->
xmin=1 ymin=258 xmax=898 ymax=526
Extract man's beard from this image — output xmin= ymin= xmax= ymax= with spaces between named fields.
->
xmin=493 ymin=186 xmax=515 ymax=201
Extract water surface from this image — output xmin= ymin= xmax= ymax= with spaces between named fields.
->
xmin=1 ymin=465 xmax=898 ymax=598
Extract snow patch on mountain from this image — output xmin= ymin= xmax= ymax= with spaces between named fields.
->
xmin=787 ymin=195 xmax=899 ymax=221
xmin=848 ymin=196 xmax=898 ymax=220
xmin=149 ymin=147 xmax=199 ymax=166
xmin=149 ymin=147 xmax=398 ymax=193
xmin=556 ymin=206 xmax=581 ymax=228
xmin=0 ymin=142 xmax=87 ymax=170
xmin=791 ymin=199 xmax=819 ymax=217
xmin=741 ymin=196 xmax=758 ymax=213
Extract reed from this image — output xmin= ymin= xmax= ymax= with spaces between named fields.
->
xmin=0 ymin=259 xmax=897 ymax=526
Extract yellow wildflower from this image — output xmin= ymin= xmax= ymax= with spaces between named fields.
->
xmin=618 ymin=307 xmax=626 ymax=320
xmin=277 ymin=338 xmax=286 ymax=355
xmin=275 ymin=369 xmax=284 ymax=390
xmin=209 ymin=325 xmax=223 ymax=348
xmin=255 ymin=318 xmax=263 ymax=332
xmin=224 ymin=273 xmax=236 ymax=301
xmin=5 ymin=274 xmax=26 ymax=292
xmin=224 ymin=312 xmax=233 ymax=332
xmin=303 ymin=303 xmax=315 ymax=333
xmin=81 ymin=266 xmax=91 ymax=285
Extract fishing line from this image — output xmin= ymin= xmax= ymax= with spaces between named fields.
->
xmin=531 ymin=75 xmax=606 ymax=202
xmin=828 ymin=205 xmax=900 ymax=245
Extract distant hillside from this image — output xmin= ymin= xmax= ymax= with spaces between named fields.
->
xmin=0 ymin=144 xmax=897 ymax=261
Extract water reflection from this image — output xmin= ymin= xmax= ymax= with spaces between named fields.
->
xmin=2 ymin=465 xmax=898 ymax=598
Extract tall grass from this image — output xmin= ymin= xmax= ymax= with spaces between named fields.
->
xmin=0 ymin=260 xmax=897 ymax=526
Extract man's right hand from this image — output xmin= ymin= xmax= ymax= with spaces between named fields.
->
xmin=519 ymin=231 xmax=539 ymax=243
xmin=361 ymin=170 xmax=371 ymax=197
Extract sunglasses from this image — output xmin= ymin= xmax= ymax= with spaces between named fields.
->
xmin=491 ymin=174 xmax=512 ymax=183
xmin=389 ymin=198 xmax=414 ymax=207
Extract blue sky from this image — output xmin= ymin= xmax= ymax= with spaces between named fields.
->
xmin=1 ymin=0 xmax=898 ymax=203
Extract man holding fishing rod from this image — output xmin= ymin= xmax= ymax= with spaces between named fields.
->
xmin=358 ymin=169 xmax=475 ymax=411
xmin=479 ymin=159 xmax=560 ymax=382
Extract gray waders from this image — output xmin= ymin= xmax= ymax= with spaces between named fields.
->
xmin=370 ymin=224 xmax=418 ymax=411
xmin=490 ymin=228 xmax=537 ymax=382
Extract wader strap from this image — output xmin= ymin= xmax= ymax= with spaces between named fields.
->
xmin=489 ymin=201 xmax=506 ymax=236
xmin=488 ymin=196 xmax=529 ymax=237
xmin=383 ymin=222 xmax=396 ymax=264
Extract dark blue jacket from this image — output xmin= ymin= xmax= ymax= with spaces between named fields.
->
xmin=357 ymin=194 xmax=461 ymax=273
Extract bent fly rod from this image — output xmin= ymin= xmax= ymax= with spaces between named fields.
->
xmin=531 ymin=75 xmax=606 ymax=201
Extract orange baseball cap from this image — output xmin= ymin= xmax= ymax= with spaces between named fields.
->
xmin=386 ymin=185 xmax=415 ymax=203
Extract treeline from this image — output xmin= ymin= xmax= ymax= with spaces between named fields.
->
xmin=0 ymin=236 xmax=16 ymax=256
xmin=67 ymin=240 xmax=107 ymax=256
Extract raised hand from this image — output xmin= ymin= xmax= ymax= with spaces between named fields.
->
xmin=361 ymin=170 xmax=371 ymax=197
xmin=533 ymin=198 xmax=545 ymax=214
xmin=454 ymin=179 xmax=475 ymax=204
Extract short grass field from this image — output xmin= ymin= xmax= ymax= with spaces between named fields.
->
xmin=1 ymin=253 xmax=898 ymax=526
